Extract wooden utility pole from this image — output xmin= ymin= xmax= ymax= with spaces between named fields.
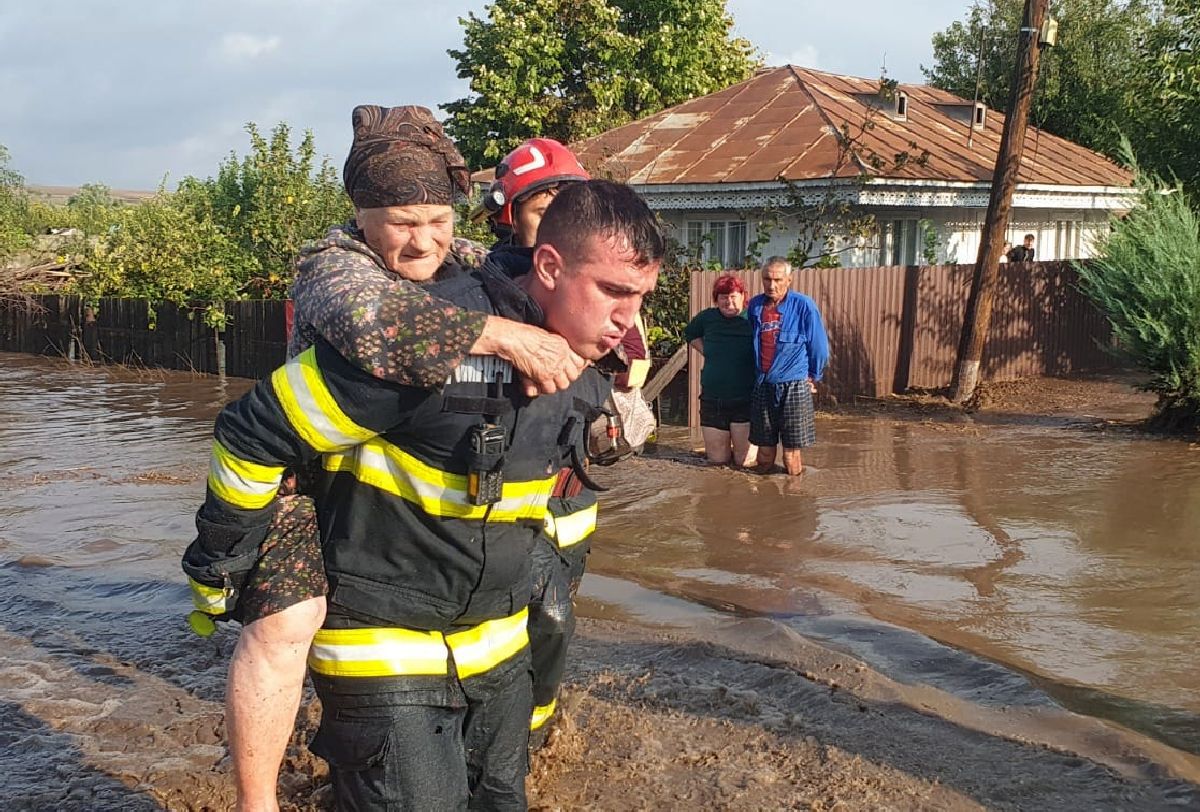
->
xmin=950 ymin=0 xmax=1049 ymax=403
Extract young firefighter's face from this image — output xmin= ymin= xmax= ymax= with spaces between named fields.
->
xmin=357 ymin=204 xmax=454 ymax=281
xmin=512 ymin=189 xmax=558 ymax=248
xmin=534 ymin=233 xmax=659 ymax=361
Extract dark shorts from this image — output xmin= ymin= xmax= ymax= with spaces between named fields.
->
xmin=749 ymin=380 xmax=817 ymax=449
xmin=699 ymin=397 xmax=752 ymax=431
xmin=237 ymin=493 xmax=328 ymax=625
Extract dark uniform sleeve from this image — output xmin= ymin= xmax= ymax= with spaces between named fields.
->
xmin=182 ymin=340 xmax=434 ymax=611
xmin=292 ymin=248 xmax=490 ymax=389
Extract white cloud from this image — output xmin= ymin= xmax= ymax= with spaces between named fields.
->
xmin=765 ymin=46 xmax=820 ymax=70
xmin=215 ymin=32 xmax=281 ymax=63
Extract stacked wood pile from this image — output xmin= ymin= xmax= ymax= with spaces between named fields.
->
xmin=1 ymin=258 xmax=89 ymax=292
xmin=1 ymin=231 xmax=91 ymax=298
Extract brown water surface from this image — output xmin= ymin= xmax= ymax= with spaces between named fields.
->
xmin=1 ymin=351 xmax=1198 ymax=806
xmin=582 ymin=418 xmax=1200 ymax=756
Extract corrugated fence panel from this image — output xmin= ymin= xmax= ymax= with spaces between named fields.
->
xmin=685 ymin=262 xmax=1116 ymax=434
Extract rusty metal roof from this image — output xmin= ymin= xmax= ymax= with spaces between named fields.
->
xmin=555 ymin=66 xmax=1131 ymax=189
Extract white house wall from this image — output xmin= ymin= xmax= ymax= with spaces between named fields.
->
xmin=656 ymin=206 xmax=1113 ymax=269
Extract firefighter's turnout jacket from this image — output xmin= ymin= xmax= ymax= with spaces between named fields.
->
xmin=184 ymin=261 xmax=610 ymax=691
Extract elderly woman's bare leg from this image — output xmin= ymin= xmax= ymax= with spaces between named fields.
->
xmin=226 ymin=596 xmax=326 ymax=812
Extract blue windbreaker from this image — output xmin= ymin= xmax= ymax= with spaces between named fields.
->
xmin=748 ymin=290 xmax=829 ymax=386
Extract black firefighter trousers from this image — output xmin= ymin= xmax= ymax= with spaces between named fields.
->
xmin=309 ymin=654 xmax=532 ymax=811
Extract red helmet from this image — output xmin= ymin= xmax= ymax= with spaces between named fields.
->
xmin=482 ymin=138 xmax=590 ymax=227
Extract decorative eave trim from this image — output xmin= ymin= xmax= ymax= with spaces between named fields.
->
xmin=630 ymin=179 xmax=1135 ymax=211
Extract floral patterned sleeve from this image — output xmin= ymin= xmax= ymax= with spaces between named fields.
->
xmin=289 ymin=228 xmax=490 ymax=389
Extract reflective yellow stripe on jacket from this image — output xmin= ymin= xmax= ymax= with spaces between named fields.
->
xmin=544 ymin=502 xmax=598 ymax=549
xmin=271 ymin=347 xmax=376 ymax=452
xmin=207 ymin=439 xmax=285 ymax=510
xmin=308 ymin=608 xmax=530 ymax=680
xmin=189 ymin=577 xmax=230 ymax=615
xmin=322 ymin=439 xmax=556 ymax=522
xmin=530 ymin=698 xmax=557 ymax=731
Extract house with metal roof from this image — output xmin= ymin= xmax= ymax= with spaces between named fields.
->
xmin=565 ymin=66 xmax=1133 ymax=267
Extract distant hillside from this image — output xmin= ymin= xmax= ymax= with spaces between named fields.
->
xmin=26 ymin=185 xmax=157 ymax=206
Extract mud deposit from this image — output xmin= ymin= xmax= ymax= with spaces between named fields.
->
xmin=1 ymin=352 xmax=1198 ymax=810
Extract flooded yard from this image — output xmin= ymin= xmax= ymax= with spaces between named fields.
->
xmin=1 ymin=351 xmax=1197 ymax=809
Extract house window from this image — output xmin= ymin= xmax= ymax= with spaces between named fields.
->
xmin=685 ymin=220 xmax=749 ymax=267
xmin=974 ymin=103 xmax=986 ymax=129
xmin=1055 ymin=220 xmax=1082 ymax=259
xmin=879 ymin=219 xmax=922 ymax=265
xmin=896 ymin=91 xmax=908 ymax=121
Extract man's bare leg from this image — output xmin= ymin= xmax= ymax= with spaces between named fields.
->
xmin=701 ymin=427 xmax=732 ymax=465
xmin=226 ymin=596 xmax=326 ymax=812
xmin=754 ymin=443 xmax=777 ymax=474
xmin=782 ymin=447 xmax=804 ymax=476
xmin=730 ymin=423 xmax=756 ymax=468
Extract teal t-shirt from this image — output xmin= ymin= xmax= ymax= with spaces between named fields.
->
xmin=683 ymin=307 xmax=756 ymax=401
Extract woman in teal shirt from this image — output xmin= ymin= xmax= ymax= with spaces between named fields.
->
xmin=683 ymin=274 xmax=758 ymax=466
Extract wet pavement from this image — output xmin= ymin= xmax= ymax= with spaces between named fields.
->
xmin=2 ymin=351 xmax=1199 ymax=804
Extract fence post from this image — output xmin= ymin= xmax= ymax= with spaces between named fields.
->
xmin=214 ymin=327 xmax=226 ymax=378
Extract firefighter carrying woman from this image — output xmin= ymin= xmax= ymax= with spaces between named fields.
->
xmin=182 ymin=105 xmax=661 ymax=811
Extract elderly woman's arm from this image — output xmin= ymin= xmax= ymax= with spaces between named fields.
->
xmin=291 ymin=246 xmax=585 ymax=395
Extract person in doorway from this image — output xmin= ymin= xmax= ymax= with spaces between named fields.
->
xmin=683 ymin=273 xmax=757 ymax=467
xmin=1006 ymin=234 xmax=1036 ymax=263
xmin=184 ymin=176 xmax=664 ymax=810
xmin=747 ymin=257 xmax=829 ymax=477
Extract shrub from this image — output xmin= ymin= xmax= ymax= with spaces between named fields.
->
xmin=1076 ymin=156 xmax=1200 ymax=432
xmin=80 ymin=193 xmax=256 ymax=328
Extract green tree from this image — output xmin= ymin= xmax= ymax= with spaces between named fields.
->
xmin=66 ymin=183 xmax=120 ymax=237
xmin=443 ymin=0 xmax=759 ymax=167
xmin=0 ymin=145 xmax=33 ymax=258
xmin=924 ymin=0 xmax=1163 ymax=165
xmin=1075 ymin=147 xmax=1200 ymax=432
xmin=1136 ymin=0 xmax=1200 ymax=192
xmin=76 ymin=121 xmax=354 ymax=321
xmin=184 ymin=122 xmax=352 ymax=296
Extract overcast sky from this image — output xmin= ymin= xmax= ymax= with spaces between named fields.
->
xmin=1 ymin=0 xmax=969 ymax=190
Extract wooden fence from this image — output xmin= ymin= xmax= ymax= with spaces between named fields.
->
xmin=687 ymin=261 xmax=1115 ymax=430
xmin=0 ymin=296 xmax=289 ymax=380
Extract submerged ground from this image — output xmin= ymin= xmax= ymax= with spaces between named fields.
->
xmin=1 ymin=355 xmax=1196 ymax=810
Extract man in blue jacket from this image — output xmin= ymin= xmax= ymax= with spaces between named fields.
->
xmin=747 ymin=256 xmax=829 ymax=476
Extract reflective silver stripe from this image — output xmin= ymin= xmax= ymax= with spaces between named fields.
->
xmin=449 ymin=355 xmax=514 ymax=384
xmin=271 ymin=349 xmax=375 ymax=452
xmin=207 ymin=440 xmax=282 ymax=510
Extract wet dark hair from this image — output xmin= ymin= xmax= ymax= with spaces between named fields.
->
xmin=535 ymin=179 xmax=665 ymax=267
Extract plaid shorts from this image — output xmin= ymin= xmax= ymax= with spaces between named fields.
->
xmin=237 ymin=493 xmax=328 ymax=625
xmin=749 ymin=380 xmax=816 ymax=449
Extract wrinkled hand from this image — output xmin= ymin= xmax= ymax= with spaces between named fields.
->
xmin=503 ymin=322 xmax=589 ymax=397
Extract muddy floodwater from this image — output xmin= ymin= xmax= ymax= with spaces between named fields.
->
xmin=2 ymin=351 xmax=1199 ymax=808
